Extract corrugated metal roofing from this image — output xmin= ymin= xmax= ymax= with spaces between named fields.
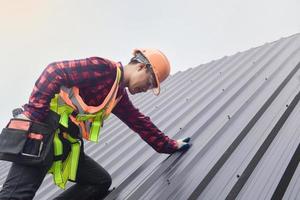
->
xmin=1 ymin=33 xmax=300 ymax=199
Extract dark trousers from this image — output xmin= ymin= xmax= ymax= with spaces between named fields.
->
xmin=0 ymin=152 xmax=112 ymax=200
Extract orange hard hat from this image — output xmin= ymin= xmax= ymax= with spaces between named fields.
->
xmin=132 ymin=48 xmax=171 ymax=95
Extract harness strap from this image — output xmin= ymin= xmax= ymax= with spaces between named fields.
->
xmin=72 ymin=66 xmax=120 ymax=113
xmin=89 ymin=113 xmax=103 ymax=142
xmin=50 ymin=94 xmax=74 ymax=128
xmin=50 ymin=130 xmax=63 ymax=187
xmin=48 ymin=64 xmax=123 ymax=188
xmin=49 ymin=130 xmax=80 ymax=189
xmin=59 ymin=105 xmax=74 ymax=128
xmin=104 ymin=67 xmax=122 ymax=117
xmin=63 ymin=133 xmax=80 ymax=181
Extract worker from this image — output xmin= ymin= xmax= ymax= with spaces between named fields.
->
xmin=0 ymin=48 xmax=191 ymax=200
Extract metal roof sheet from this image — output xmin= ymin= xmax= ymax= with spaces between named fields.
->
xmin=1 ymin=33 xmax=300 ymax=200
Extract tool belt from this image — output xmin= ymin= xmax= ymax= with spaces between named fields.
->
xmin=0 ymin=111 xmax=59 ymax=166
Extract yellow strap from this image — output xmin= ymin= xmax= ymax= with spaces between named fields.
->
xmin=65 ymin=134 xmax=80 ymax=181
xmin=50 ymin=130 xmax=63 ymax=187
xmin=76 ymin=113 xmax=97 ymax=121
xmin=50 ymin=94 xmax=59 ymax=112
xmin=50 ymin=94 xmax=81 ymax=189
xmin=89 ymin=114 xmax=103 ymax=142
xmin=58 ymin=106 xmax=73 ymax=128
xmin=49 ymin=132 xmax=81 ymax=189
xmin=59 ymin=153 xmax=71 ymax=188
xmin=50 ymin=95 xmax=74 ymax=128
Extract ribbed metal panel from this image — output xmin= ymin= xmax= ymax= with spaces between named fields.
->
xmin=1 ymin=33 xmax=300 ymax=200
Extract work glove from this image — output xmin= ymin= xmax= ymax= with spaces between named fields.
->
xmin=176 ymin=137 xmax=191 ymax=151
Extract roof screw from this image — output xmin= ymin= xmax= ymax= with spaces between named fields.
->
xmin=237 ymin=174 xmax=240 ymax=178
xmin=227 ymin=115 xmax=231 ymax=120
xmin=265 ymin=77 xmax=268 ymax=80
xmin=286 ymin=104 xmax=289 ymax=108
xmin=222 ymin=89 xmax=225 ymax=92
xmin=167 ymin=179 xmax=171 ymax=185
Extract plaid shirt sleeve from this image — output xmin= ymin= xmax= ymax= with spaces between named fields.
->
xmin=23 ymin=57 xmax=113 ymax=121
xmin=112 ymin=92 xmax=178 ymax=154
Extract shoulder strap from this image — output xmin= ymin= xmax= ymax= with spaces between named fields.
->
xmin=59 ymin=65 xmax=122 ymax=114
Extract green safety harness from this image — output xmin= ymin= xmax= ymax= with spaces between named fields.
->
xmin=48 ymin=66 xmax=122 ymax=189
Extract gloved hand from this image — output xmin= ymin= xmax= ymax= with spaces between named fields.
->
xmin=176 ymin=137 xmax=191 ymax=151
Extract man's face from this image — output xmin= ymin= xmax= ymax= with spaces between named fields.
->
xmin=128 ymin=63 xmax=156 ymax=95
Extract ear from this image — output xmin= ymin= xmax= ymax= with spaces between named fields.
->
xmin=136 ymin=63 xmax=146 ymax=71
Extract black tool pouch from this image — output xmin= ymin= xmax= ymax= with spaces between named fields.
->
xmin=0 ymin=111 xmax=59 ymax=166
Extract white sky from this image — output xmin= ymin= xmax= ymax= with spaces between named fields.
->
xmin=0 ymin=0 xmax=299 ymax=127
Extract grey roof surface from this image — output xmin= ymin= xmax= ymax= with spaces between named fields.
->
xmin=1 ymin=33 xmax=300 ymax=200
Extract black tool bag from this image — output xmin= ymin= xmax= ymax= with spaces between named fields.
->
xmin=0 ymin=111 xmax=59 ymax=166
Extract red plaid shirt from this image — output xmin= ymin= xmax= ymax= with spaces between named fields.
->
xmin=23 ymin=57 xmax=177 ymax=154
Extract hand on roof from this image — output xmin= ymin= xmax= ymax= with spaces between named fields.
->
xmin=176 ymin=137 xmax=191 ymax=152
